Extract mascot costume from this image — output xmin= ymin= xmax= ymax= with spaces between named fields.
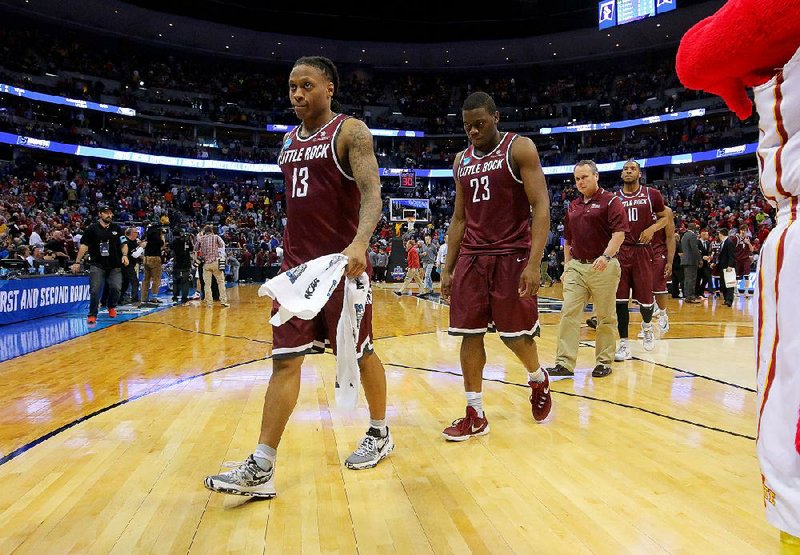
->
xmin=677 ymin=0 xmax=800 ymax=548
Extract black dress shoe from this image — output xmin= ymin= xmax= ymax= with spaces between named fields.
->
xmin=586 ymin=316 xmax=598 ymax=329
xmin=547 ymin=364 xmax=574 ymax=378
xmin=592 ymin=364 xmax=612 ymax=378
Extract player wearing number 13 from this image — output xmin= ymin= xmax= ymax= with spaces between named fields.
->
xmin=204 ymin=57 xmax=392 ymax=499
xmin=439 ymin=92 xmax=553 ymax=441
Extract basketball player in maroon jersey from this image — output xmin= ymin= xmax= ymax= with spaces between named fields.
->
xmin=440 ymin=92 xmax=552 ymax=441
xmin=205 ymin=57 xmax=391 ymax=498
xmin=613 ymin=160 xmax=670 ymax=361
xmin=647 ymin=206 xmax=676 ymax=335
xmin=588 ymin=186 xmax=675 ymax=337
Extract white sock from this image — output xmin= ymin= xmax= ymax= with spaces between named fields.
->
xmin=465 ymin=391 xmax=484 ymax=417
xmin=369 ymin=419 xmax=387 ymax=436
xmin=642 ymin=322 xmax=652 ymax=331
xmin=254 ymin=444 xmax=276 ymax=472
xmin=620 ymin=338 xmax=629 ymax=347
xmin=528 ymin=368 xmax=545 ymax=383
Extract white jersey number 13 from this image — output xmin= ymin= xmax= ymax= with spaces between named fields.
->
xmin=292 ymin=167 xmax=309 ymax=198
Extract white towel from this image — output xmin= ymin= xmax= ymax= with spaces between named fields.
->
xmin=335 ymin=274 xmax=369 ymax=408
xmin=259 ymin=254 xmax=348 ymax=325
xmin=258 ymin=254 xmax=369 ymax=409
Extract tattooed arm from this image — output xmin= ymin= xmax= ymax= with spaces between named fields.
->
xmin=338 ymin=117 xmax=383 ymax=278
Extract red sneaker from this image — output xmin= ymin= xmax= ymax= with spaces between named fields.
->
xmin=529 ymin=370 xmax=552 ymax=422
xmin=87 ymin=315 xmax=97 ymax=324
xmin=442 ymin=406 xmax=489 ymax=441
xmin=108 ymin=308 xmax=118 ymax=318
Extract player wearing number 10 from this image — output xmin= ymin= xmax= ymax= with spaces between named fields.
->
xmin=439 ymin=92 xmax=553 ymax=441
xmin=612 ymin=160 xmax=669 ymax=361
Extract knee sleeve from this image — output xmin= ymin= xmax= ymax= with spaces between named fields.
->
xmin=640 ymin=304 xmax=654 ymax=323
xmin=616 ymin=302 xmax=630 ymax=338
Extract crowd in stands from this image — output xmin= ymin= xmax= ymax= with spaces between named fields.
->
xmin=375 ymin=113 xmax=753 ymax=170
xmin=0 ymin=13 xmax=771 ymax=294
xmin=0 ymin=157 xmax=289 ymax=279
xmin=0 ymin=150 xmax=772 ymax=305
xmin=0 ymin=14 xmax=759 ymax=170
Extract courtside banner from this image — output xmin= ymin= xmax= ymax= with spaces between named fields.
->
xmin=0 ymin=276 xmax=90 ymax=325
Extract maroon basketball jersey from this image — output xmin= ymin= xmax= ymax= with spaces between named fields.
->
xmin=616 ymin=185 xmax=665 ymax=246
xmin=278 ymin=113 xmax=359 ymax=267
xmin=734 ymin=235 xmax=751 ymax=262
xmin=651 ymin=228 xmax=667 ymax=254
xmin=455 ymin=132 xmax=530 ymax=255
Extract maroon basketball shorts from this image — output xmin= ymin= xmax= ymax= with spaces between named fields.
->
xmin=616 ymin=245 xmax=655 ymax=306
xmin=271 ymin=282 xmax=374 ymax=359
xmin=735 ymin=258 xmax=752 ymax=278
xmin=651 ymin=246 xmax=669 ymax=294
xmin=448 ymin=253 xmax=539 ymax=338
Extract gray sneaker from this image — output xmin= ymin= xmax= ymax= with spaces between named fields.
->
xmin=204 ymin=455 xmax=276 ymax=498
xmin=345 ymin=427 xmax=394 ymax=470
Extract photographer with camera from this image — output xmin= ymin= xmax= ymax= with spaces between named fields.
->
xmin=140 ymin=222 xmax=165 ymax=304
xmin=120 ymin=227 xmax=143 ymax=304
xmin=170 ymin=228 xmax=194 ymax=304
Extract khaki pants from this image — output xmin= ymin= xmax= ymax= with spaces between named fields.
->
xmin=556 ymin=259 xmax=621 ymax=369
xmin=141 ymin=256 xmax=163 ymax=302
xmin=540 ymin=260 xmax=552 ymax=285
xmin=398 ymin=267 xmax=424 ymax=293
xmin=203 ymin=262 xmax=228 ymax=306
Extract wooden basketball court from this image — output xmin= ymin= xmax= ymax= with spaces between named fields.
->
xmin=0 ymin=284 xmax=776 ymax=553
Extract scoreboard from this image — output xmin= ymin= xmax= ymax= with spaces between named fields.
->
xmin=599 ymin=0 xmax=676 ymax=30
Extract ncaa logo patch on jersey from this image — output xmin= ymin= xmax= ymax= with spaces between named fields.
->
xmin=283 ymin=137 xmax=293 ymax=150
xmin=462 ymin=156 xmax=471 ymax=166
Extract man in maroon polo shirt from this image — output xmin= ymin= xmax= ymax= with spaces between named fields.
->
xmin=547 ymin=160 xmax=628 ymax=379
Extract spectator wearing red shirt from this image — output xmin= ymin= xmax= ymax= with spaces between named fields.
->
xmin=394 ymin=239 xmax=425 ymax=296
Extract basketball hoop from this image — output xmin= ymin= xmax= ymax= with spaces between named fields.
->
xmin=404 ymin=216 xmax=416 ymax=231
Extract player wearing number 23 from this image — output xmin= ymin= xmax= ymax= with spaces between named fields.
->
xmin=439 ymin=91 xmax=553 ymax=441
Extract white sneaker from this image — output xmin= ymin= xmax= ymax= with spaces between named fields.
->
xmin=637 ymin=325 xmax=658 ymax=339
xmin=614 ymin=343 xmax=632 ymax=361
xmin=658 ymin=312 xmax=669 ymax=335
xmin=642 ymin=324 xmax=655 ymax=351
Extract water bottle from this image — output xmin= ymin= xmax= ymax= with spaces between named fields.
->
xmin=39 ymin=264 xmax=45 ymax=275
